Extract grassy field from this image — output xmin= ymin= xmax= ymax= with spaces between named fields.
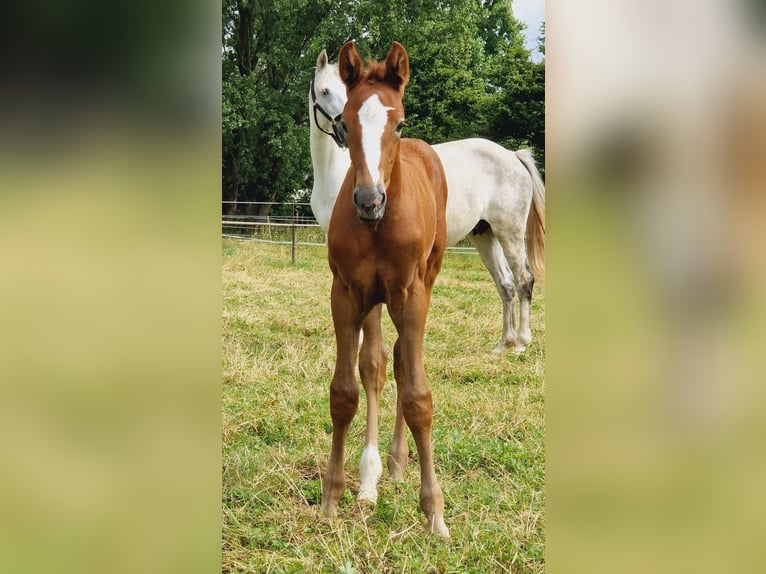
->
xmin=222 ymin=238 xmax=545 ymax=573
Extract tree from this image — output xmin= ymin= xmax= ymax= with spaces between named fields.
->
xmin=222 ymin=0 xmax=545 ymax=216
xmin=481 ymin=2 xmax=545 ymax=173
xmin=222 ymin=0 xmax=327 ymax=216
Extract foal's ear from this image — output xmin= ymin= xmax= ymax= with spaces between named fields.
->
xmin=338 ymin=41 xmax=363 ymax=90
xmin=384 ymin=41 xmax=410 ymax=93
xmin=316 ymin=49 xmax=328 ymax=70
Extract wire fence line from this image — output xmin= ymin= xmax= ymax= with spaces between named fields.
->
xmin=222 ymin=201 xmax=477 ymax=262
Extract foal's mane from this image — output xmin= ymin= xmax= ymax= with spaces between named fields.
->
xmin=360 ymin=59 xmax=387 ymax=85
xmin=361 ymin=59 xmax=386 ymax=84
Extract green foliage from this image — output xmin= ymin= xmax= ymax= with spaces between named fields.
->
xmin=222 ymin=0 xmax=545 ymax=214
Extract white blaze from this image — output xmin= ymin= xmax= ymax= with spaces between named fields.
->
xmin=358 ymin=94 xmax=394 ymax=184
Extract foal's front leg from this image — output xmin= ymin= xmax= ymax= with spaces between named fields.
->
xmin=320 ymin=282 xmax=361 ymax=518
xmin=357 ymin=304 xmax=387 ymax=503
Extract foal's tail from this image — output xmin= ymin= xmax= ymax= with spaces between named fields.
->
xmin=515 ymin=149 xmax=546 ymax=279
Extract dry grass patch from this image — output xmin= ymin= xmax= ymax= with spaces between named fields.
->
xmin=222 ymin=239 xmax=544 ymax=573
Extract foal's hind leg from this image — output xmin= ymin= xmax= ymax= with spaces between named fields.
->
xmin=469 ymin=231 xmax=518 ymax=353
xmin=357 ymin=304 xmax=387 ymax=503
xmin=386 ymin=339 xmax=409 ymax=482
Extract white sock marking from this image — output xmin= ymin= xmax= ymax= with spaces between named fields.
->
xmin=358 ymin=445 xmax=383 ymax=502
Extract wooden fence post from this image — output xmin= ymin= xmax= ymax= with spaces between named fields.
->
xmin=291 ymin=204 xmax=296 ymax=265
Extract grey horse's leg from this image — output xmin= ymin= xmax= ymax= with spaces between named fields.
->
xmin=468 ymin=230 xmax=518 ymax=353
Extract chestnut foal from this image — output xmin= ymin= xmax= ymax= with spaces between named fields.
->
xmin=320 ymin=41 xmax=450 ymax=538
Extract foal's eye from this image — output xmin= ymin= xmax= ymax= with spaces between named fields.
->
xmin=395 ymin=120 xmax=406 ymax=135
xmin=320 ymin=88 xmax=329 ymax=96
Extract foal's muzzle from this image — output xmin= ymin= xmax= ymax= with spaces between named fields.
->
xmin=353 ymin=184 xmax=387 ymax=221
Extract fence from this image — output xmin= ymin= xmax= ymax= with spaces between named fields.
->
xmin=222 ymin=201 xmax=476 ymax=263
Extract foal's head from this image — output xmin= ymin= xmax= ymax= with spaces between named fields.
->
xmin=338 ymin=41 xmax=410 ymax=222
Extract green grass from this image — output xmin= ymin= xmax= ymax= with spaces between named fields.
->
xmin=222 ymin=238 xmax=545 ymax=573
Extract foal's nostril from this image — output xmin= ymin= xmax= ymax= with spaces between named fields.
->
xmin=353 ymin=186 xmax=386 ymax=218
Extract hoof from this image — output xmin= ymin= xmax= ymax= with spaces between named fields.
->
xmin=513 ymin=344 xmax=527 ymax=354
xmin=429 ymin=515 xmax=450 ymax=539
xmin=518 ymin=332 xmax=533 ymax=349
xmin=492 ymin=339 xmax=519 ymax=354
xmin=319 ymin=500 xmax=337 ymax=518
xmin=387 ymin=461 xmax=406 ymax=482
xmin=357 ymin=488 xmax=378 ymax=504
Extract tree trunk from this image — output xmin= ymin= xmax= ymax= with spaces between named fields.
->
xmin=222 ymin=133 xmax=241 ymax=216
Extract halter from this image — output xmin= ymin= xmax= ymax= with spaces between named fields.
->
xmin=310 ymin=78 xmax=347 ymax=149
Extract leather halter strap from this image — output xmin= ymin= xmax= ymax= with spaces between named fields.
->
xmin=310 ymin=78 xmax=347 ymax=149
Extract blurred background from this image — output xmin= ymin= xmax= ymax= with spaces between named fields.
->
xmin=0 ymin=1 xmax=221 ymax=573
xmin=547 ymin=0 xmax=766 ymax=572
xmin=1 ymin=0 xmax=765 ymax=572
